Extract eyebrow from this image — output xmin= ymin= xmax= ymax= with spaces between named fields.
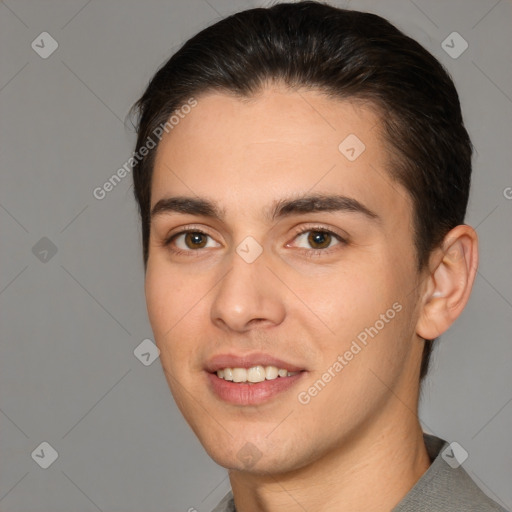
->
xmin=150 ymin=193 xmax=380 ymax=223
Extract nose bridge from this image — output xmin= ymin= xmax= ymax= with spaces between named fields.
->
xmin=210 ymin=243 xmax=285 ymax=332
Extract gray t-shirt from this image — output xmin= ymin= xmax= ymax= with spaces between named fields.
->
xmin=212 ymin=433 xmax=508 ymax=512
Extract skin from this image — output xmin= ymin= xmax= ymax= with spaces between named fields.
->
xmin=145 ymin=84 xmax=478 ymax=512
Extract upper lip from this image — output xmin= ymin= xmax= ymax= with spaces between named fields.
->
xmin=205 ymin=352 xmax=306 ymax=373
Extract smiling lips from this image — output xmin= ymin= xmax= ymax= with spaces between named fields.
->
xmin=216 ymin=365 xmax=300 ymax=383
xmin=205 ymin=353 xmax=307 ymax=405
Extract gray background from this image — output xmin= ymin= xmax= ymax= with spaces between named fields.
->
xmin=0 ymin=0 xmax=511 ymax=511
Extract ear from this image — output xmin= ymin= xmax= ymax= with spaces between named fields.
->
xmin=416 ymin=225 xmax=479 ymax=340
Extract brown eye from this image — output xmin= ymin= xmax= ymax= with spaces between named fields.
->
xmin=166 ymin=229 xmax=221 ymax=253
xmin=307 ymin=231 xmax=332 ymax=249
xmin=292 ymin=229 xmax=343 ymax=251
xmin=184 ymin=232 xmax=208 ymax=249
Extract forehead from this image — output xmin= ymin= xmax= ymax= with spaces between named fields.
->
xmin=150 ymin=86 xmax=411 ymax=223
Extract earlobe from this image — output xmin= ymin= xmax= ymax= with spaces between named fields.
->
xmin=416 ymin=225 xmax=478 ymax=340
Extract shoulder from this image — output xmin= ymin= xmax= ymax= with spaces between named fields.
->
xmin=211 ymin=491 xmax=235 ymax=512
xmin=392 ymin=434 xmax=509 ymax=512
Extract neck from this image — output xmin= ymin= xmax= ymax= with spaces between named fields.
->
xmin=229 ymin=405 xmax=431 ymax=512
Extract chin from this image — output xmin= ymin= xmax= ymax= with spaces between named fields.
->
xmin=195 ymin=426 xmax=309 ymax=475
xmin=208 ymin=447 xmax=293 ymax=474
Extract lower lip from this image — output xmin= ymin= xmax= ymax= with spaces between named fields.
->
xmin=207 ymin=371 xmax=306 ymax=405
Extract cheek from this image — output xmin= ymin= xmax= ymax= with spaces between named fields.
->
xmin=308 ymin=259 xmax=413 ymax=370
xmin=144 ymin=262 xmax=190 ymax=355
xmin=145 ymin=260 xmax=212 ymax=371
xmin=145 ymin=264 xmax=172 ymax=336
xmin=145 ymin=254 xmax=197 ymax=329
xmin=307 ymin=269 xmax=384 ymax=338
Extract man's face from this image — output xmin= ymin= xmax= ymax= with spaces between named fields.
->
xmin=145 ymin=86 xmax=426 ymax=473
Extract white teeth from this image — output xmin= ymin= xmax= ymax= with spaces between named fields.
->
xmin=247 ymin=366 xmax=266 ymax=383
xmin=265 ymin=366 xmax=279 ymax=380
xmin=215 ymin=365 xmax=300 ymax=383
xmin=232 ymin=368 xmax=247 ymax=382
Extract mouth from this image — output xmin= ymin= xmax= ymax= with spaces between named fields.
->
xmin=215 ymin=365 xmax=300 ymax=383
xmin=205 ymin=353 xmax=307 ymax=405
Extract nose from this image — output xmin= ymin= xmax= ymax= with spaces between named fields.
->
xmin=210 ymin=247 xmax=286 ymax=333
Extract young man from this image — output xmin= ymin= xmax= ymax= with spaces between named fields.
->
xmin=131 ymin=2 xmax=507 ymax=510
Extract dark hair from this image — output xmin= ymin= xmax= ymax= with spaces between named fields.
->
xmin=130 ymin=0 xmax=473 ymax=381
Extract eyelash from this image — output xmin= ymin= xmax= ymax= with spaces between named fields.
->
xmin=162 ymin=225 xmax=348 ymax=258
